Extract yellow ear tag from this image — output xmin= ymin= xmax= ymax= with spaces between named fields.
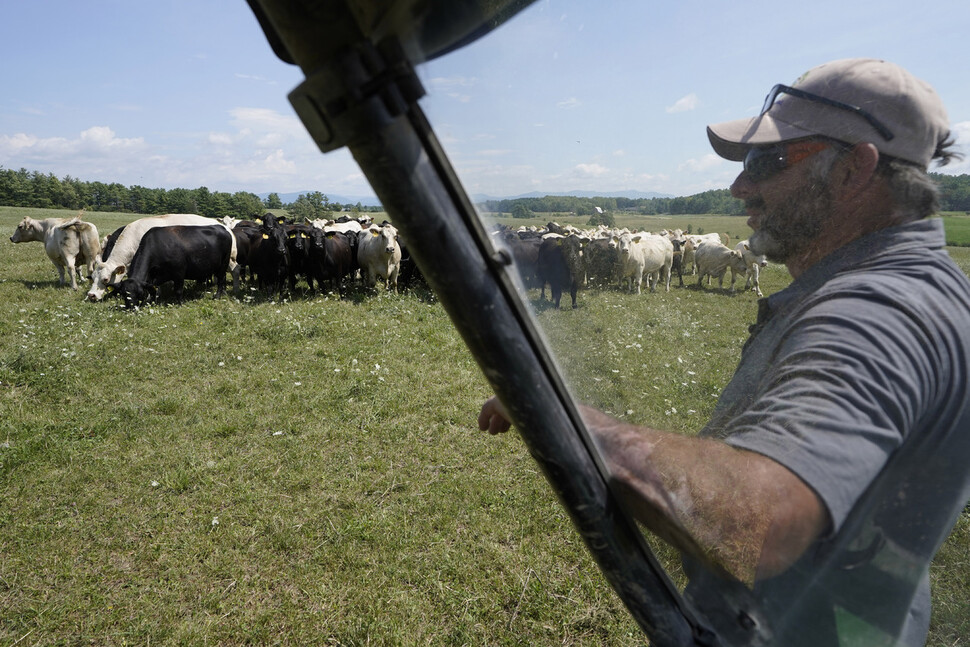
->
xmin=262 ymin=233 xmax=269 ymax=239
xmin=371 ymin=230 xmax=379 ymax=237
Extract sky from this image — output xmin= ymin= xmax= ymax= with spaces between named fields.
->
xmin=2 ymin=0 xmax=970 ymax=202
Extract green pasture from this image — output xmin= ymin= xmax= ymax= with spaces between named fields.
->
xmin=1 ymin=206 xmax=968 ymax=645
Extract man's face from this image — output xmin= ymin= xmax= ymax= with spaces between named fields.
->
xmin=733 ymin=147 xmax=838 ymax=264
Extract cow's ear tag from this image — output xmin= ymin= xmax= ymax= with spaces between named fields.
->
xmin=262 ymin=234 xmax=269 ymax=239
xmin=371 ymin=230 xmax=379 ymax=237
xmin=106 ymin=285 xmax=115 ymax=292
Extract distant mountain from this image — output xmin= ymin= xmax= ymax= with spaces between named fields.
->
xmin=258 ymin=191 xmax=382 ymax=208
xmin=471 ymin=189 xmax=674 ymax=202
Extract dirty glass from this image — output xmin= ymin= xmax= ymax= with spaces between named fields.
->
xmin=409 ymin=2 xmax=969 ymax=646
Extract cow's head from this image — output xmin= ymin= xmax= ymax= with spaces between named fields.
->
xmin=9 ymin=218 xmax=36 ymax=243
xmin=115 ymin=278 xmax=154 ymax=310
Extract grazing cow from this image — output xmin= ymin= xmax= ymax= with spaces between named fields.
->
xmin=114 ymin=225 xmax=232 ymax=308
xmin=538 ymin=234 xmax=586 ymax=309
xmin=694 ymin=241 xmax=749 ymax=292
xmin=614 ymin=232 xmax=674 ymax=294
xmin=307 ymin=228 xmax=356 ymax=294
xmin=86 ymin=214 xmax=238 ymax=301
xmin=735 ymin=239 xmax=768 ymax=297
xmin=356 ymin=223 xmax=402 ymax=292
xmin=10 ymin=215 xmax=101 ymax=290
xmin=584 ymin=237 xmax=619 ymax=288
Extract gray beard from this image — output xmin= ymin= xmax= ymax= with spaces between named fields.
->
xmin=748 ymin=180 xmax=834 ymax=264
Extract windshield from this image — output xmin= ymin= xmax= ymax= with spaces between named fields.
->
xmin=409 ymin=2 xmax=970 ymax=646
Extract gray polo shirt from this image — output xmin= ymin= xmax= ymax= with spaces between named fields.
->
xmin=686 ymin=218 xmax=970 ymax=646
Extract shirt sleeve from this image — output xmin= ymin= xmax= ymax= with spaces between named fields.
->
xmin=722 ymin=294 xmax=936 ymax=532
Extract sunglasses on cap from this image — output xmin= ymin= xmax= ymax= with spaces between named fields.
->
xmin=762 ymin=84 xmax=896 ymax=142
xmin=743 ymin=140 xmax=837 ymax=182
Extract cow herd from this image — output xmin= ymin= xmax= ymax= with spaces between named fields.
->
xmin=493 ymin=222 xmax=768 ymax=309
xmin=9 ymin=212 xmax=767 ymax=312
xmin=8 ymin=212 xmax=416 ymax=309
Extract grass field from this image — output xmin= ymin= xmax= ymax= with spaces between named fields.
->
xmin=1 ymin=206 xmax=968 ymax=645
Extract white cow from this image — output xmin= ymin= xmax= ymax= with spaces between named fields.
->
xmin=356 ymin=223 xmax=402 ymax=292
xmin=613 ymin=232 xmax=673 ymax=294
xmin=683 ymin=232 xmax=730 ymax=275
xmin=694 ymin=241 xmax=749 ymax=292
xmin=10 ymin=215 xmax=101 ymax=290
xmin=735 ymin=239 xmax=768 ymax=297
xmin=86 ymin=214 xmax=239 ymax=301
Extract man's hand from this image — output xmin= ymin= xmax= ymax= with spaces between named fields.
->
xmin=478 ymin=396 xmax=512 ymax=435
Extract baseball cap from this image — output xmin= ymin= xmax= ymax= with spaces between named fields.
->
xmin=707 ymin=58 xmax=949 ymax=168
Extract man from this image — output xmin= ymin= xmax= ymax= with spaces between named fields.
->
xmin=479 ymin=58 xmax=970 ymax=646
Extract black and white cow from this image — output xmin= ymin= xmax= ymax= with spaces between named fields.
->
xmin=114 ymin=225 xmax=232 ymax=308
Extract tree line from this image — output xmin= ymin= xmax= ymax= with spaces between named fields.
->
xmin=480 ymin=173 xmax=970 ymax=217
xmin=4 ymin=165 xmax=970 ymax=220
xmin=0 ymin=167 xmax=381 ymax=220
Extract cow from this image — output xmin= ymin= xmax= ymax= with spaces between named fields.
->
xmin=245 ymin=219 xmax=290 ymax=298
xmin=583 ymin=237 xmax=619 ymax=288
xmin=86 ymin=214 xmax=238 ymax=302
xmin=113 ymin=225 xmax=233 ymax=308
xmin=307 ymin=228 xmax=356 ymax=294
xmin=538 ymin=234 xmax=585 ymax=309
xmin=694 ymin=241 xmax=749 ymax=293
xmin=284 ymin=223 xmax=315 ymax=292
xmin=683 ymin=232 xmax=730 ymax=275
xmin=356 ymin=223 xmax=402 ymax=292
xmin=494 ymin=229 xmax=542 ymax=289
xmin=735 ymin=239 xmax=768 ymax=297
xmin=613 ymin=232 xmax=673 ymax=294
xmin=10 ymin=214 xmax=101 ymax=290
xmin=670 ymin=238 xmax=686 ymax=288
xmin=396 ymin=238 xmax=425 ymax=291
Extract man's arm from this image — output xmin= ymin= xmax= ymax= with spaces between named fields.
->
xmin=478 ymin=396 xmax=829 ymax=584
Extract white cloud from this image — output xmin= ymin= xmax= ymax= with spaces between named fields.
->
xmin=678 ymin=153 xmax=722 ymax=173
xmin=0 ymin=126 xmax=146 ymax=163
xmin=666 ymin=93 xmax=699 ymax=114
xmin=573 ymin=163 xmax=608 ymax=177
xmin=557 ymin=97 xmax=581 ymax=109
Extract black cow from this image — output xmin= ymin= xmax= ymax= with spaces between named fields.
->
xmin=538 ymin=235 xmax=586 ymax=309
xmin=114 ymin=225 xmax=232 ymax=308
xmin=308 ymin=228 xmax=356 ymax=294
xmin=396 ymin=238 xmax=426 ymax=291
xmin=670 ymin=238 xmax=686 ymax=288
xmin=584 ymin=237 xmax=618 ymax=288
xmin=247 ymin=220 xmax=290 ymax=298
xmin=496 ymin=230 xmax=542 ymax=289
xmin=284 ymin=223 xmax=315 ymax=291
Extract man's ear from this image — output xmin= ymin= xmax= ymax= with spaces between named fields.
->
xmin=837 ymin=142 xmax=880 ymax=198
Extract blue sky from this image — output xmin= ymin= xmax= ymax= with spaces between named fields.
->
xmin=2 ymin=0 xmax=969 ymax=201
